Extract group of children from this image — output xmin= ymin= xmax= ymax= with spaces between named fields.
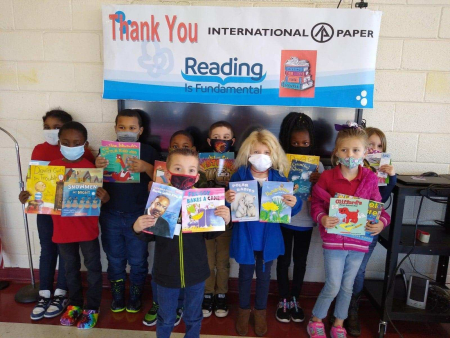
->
xmin=18 ymin=108 xmax=396 ymax=338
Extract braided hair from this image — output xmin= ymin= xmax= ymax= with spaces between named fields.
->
xmin=279 ymin=112 xmax=315 ymax=153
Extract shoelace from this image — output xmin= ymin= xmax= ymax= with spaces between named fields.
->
xmin=291 ymin=296 xmax=299 ymax=312
xmin=49 ymin=295 xmax=65 ymax=307
xmin=315 ymin=325 xmax=325 ymax=336
xmin=335 ymin=329 xmax=345 ymax=338
xmin=279 ymin=299 xmax=289 ymax=313
xmin=36 ymin=297 xmax=51 ymax=309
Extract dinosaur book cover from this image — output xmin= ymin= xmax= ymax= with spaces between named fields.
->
xmin=181 ymin=188 xmax=226 ymax=233
xmin=143 ymin=183 xmax=184 ymax=239
xmin=61 ymin=168 xmax=103 ymax=217
xmin=260 ymin=181 xmax=294 ymax=224
xmin=100 ymin=141 xmax=140 ymax=183
xmin=229 ymin=180 xmax=259 ymax=222
xmin=285 ymin=154 xmax=320 ymax=200
xmin=327 ymin=197 xmax=369 ymax=235
xmin=25 ymin=165 xmax=66 ymax=215
xmin=198 ymin=158 xmax=235 ymax=188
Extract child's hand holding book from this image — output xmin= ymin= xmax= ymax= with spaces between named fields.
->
xmin=214 ymin=205 xmax=231 ymax=225
xmin=133 ymin=215 xmax=157 ymax=234
xmin=366 ymin=220 xmax=383 ymax=236
xmin=321 ymin=215 xmax=339 ymax=229
xmin=19 ymin=191 xmax=30 ymax=204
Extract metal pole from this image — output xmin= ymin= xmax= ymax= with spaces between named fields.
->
xmin=0 ymin=127 xmax=39 ymax=302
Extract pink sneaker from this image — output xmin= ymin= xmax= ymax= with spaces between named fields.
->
xmin=307 ymin=320 xmax=327 ymax=338
xmin=330 ymin=325 xmax=347 ymax=338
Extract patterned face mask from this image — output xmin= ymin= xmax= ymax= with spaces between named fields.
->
xmin=338 ymin=157 xmax=364 ymax=169
xmin=169 ymin=172 xmax=197 ymax=190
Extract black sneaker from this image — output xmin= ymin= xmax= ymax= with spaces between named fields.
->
xmin=202 ymin=293 xmax=214 ymax=318
xmin=290 ymin=296 xmax=305 ymax=322
xmin=174 ymin=307 xmax=183 ymax=326
xmin=110 ymin=279 xmax=125 ymax=312
xmin=143 ymin=301 xmax=158 ymax=326
xmin=214 ymin=293 xmax=229 ymax=318
xmin=275 ymin=298 xmax=290 ymax=323
xmin=127 ymin=284 xmax=144 ymax=313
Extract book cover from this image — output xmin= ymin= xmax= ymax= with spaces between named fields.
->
xmin=364 ymin=153 xmax=391 ymax=186
xmin=286 ymin=154 xmax=320 ymax=201
xmin=181 ymin=188 xmax=226 ymax=233
xmin=61 ymin=168 xmax=103 ymax=217
xmin=198 ymin=152 xmax=234 ymax=159
xmin=260 ymin=181 xmax=294 ymax=224
xmin=143 ymin=183 xmax=183 ymax=238
xmin=335 ymin=194 xmax=383 ymax=242
xmin=100 ymin=140 xmax=140 ymax=183
xmin=25 ymin=165 xmax=65 ymax=215
xmin=153 ymin=160 xmax=169 ymax=185
xmin=229 ymin=180 xmax=259 ymax=222
xmin=327 ymin=197 xmax=368 ymax=235
xmin=199 ymin=158 xmax=236 ymax=188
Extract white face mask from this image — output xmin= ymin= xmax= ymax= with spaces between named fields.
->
xmin=43 ymin=129 xmax=59 ymax=146
xmin=249 ymin=154 xmax=272 ymax=172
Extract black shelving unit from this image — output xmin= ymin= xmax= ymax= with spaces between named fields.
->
xmin=363 ymin=181 xmax=450 ymax=337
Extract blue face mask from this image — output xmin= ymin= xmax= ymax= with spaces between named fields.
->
xmin=338 ymin=157 xmax=364 ymax=169
xmin=61 ymin=144 xmax=85 ymax=161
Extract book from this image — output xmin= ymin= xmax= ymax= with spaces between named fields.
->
xmin=181 ymin=188 xmax=226 ymax=233
xmin=285 ymin=70 xmax=309 ymax=76
xmin=198 ymin=152 xmax=234 ymax=159
xmin=335 ymin=194 xmax=383 ymax=242
xmin=229 ymin=180 xmax=259 ymax=222
xmin=25 ymin=165 xmax=65 ymax=215
xmin=199 ymin=158 xmax=236 ymax=188
xmin=327 ymin=197 xmax=368 ymax=235
xmin=260 ymin=181 xmax=294 ymax=224
xmin=61 ymin=168 xmax=103 ymax=217
xmin=286 ymin=75 xmax=312 ymax=84
xmin=143 ymin=183 xmax=184 ymax=238
xmin=153 ymin=160 xmax=169 ymax=185
xmin=100 ymin=141 xmax=140 ymax=183
xmin=286 ymin=154 xmax=320 ymax=201
xmin=364 ymin=153 xmax=391 ymax=186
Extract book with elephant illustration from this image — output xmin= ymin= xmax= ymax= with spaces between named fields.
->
xmin=229 ymin=180 xmax=259 ymax=222
xmin=99 ymin=140 xmax=140 ymax=183
xmin=260 ymin=181 xmax=294 ymax=224
xmin=285 ymin=154 xmax=320 ymax=200
xmin=327 ymin=197 xmax=369 ymax=235
xmin=181 ymin=188 xmax=226 ymax=233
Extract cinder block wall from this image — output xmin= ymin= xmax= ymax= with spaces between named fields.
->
xmin=0 ymin=0 xmax=449 ymax=283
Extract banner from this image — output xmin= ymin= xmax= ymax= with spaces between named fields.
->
xmin=102 ymin=5 xmax=381 ymax=108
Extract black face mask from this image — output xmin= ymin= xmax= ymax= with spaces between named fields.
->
xmin=210 ymin=139 xmax=233 ymax=153
xmin=169 ymin=172 xmax=197 ymax=190
xmin=288 ymin=145 xmax=312 ymax=156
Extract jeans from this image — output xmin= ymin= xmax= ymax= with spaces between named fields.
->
xmin=58 ymin=238 xmax=102 ymax=310
xmin=37 ymin=214 xmax=67 ymax=292
xmin=100 ymin=209 xmax=149 ymax=285
xmin=312 ymin=249 xmax=364 ymax=320
xmin=151 ymin=267 xmax=184 ymax=308
xmin=238 ymin=251 xmax=273 ymax=310
xmin=276 ymin=227 xmax=312 ymax=299
xmin=156 ymin=281 xmax=205 ymax=338
xmin=353 ymin=235 xmax=378 ymax=295
xmin=205 ymin=229 xmax=232 ymax=294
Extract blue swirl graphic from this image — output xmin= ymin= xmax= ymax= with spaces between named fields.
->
xmin=181 ymin=71 xmax=266 ymax=85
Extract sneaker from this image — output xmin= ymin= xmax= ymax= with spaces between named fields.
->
xmin=30 ymin=292 xmax=52 ymax=321
xmin=275 ymin=298 xmax=290 ymax=323
xmin=174 ymin=307 xmax=183 ymax=326
xmin=330 ymin=325 xmax=347 ymax=338
xmin=44 ymin=294 xmax=69 ymax=318
xmin=202 ymin=293 xmax=213 ymax=318
xmin=290 ymin=296 xmax=305 ymax=323
xmin=60 ymin=305 xmax=83 ymax=326
xmin=77 ymin=309 xmax=99 ymax=329
xmin=110 ymin=279 xmax=126 ymax=313
xmin=214 ymin=294 xmax=229 ymax=318
xmin=307 ymin=320 xmax=327 ymax=338
xmin=126 ymin=284 xmax=144 ymax=313
xmin=143 ymin=302 xmax=159 ymax=327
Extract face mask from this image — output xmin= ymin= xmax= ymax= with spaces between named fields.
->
xmin=249 ymin=154 xmax=272 ymax=172
xmin=169 ymin=171 xmax=197 ymax=190
xmin=43 ymin=129 xmax=59 ymax=146
xmin=210 ymin=139 xmax=233 ymax=153
xmin=117 ymin=131 xmax=139 ymax=142
xmin=60 ymin=144 xmax=85 ymax=161
xmin=338 ymin=157 xmax=364 ymax=169
xmin=288 ymin=145 xmax=311 ymax=156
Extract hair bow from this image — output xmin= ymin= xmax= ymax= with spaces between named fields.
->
xmin=334 ymin=121 xmax=361 ymax=131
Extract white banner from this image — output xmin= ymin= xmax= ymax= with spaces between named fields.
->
xmin=102 ymin=5 xmax=381 ymax=108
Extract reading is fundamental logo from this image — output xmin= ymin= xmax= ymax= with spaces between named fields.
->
xmin=311 ymin=23 xmax=334 ymax=43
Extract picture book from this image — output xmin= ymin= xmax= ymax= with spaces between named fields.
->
xmin=100 ymin=140 xmax=140 ymax=183
xmin=364 ymin=152 xmax=391 ymax=186
xmin=327 ymin=197 xmax=368 ymax=235
xmin=143 ymin=183 xmax=184 ymax=238
xmin=198 ymin=152 xmax=234 ymax=159
xmin=61 ymin=168 xmax=103 ymax=217
xmin=25 ymin=165 xmax=65 ymax=215
xmin=229 ymin=180 xmax=259 ymax=222
xmin=181 ymin=188 xmax=226 ymax=233
xmin=286 ymin=154 xmax=320 ymax=200
xmin=199 ymin=158 xmax=236 ymax=188
xmin=260 ymin=181 xmax=294 ymax=224
xmin=335 ymin=194 xmax=383 ymax=242
xmin=153 ymin=160 xmax=169 ymax=185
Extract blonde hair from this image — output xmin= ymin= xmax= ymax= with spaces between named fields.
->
xmin=235 ymin=129 xmax=289 ymax=175
xmin=365 ymin=127 xmax=387 ymax=152
xmin=331 ymin=127 xmax=368 ymax=166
